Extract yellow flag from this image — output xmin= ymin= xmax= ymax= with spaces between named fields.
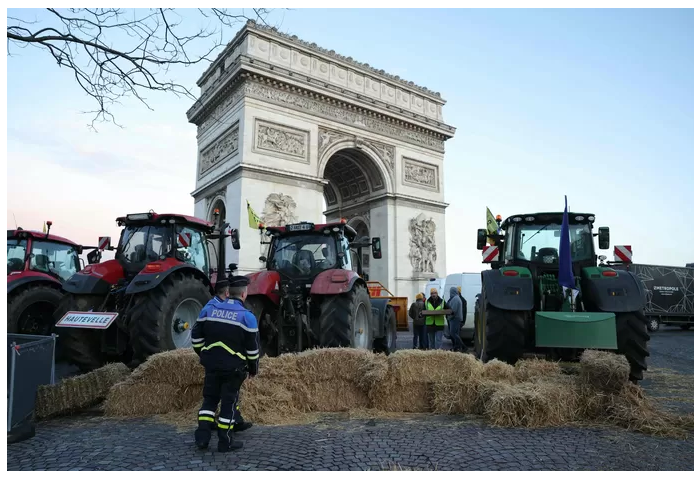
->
xmin=486 ymin=207 xmax=498 ymax=245
xmin=247 ymin=201 xmax=262 ymax=229
xmin=42 ymin=221 xmax=47 ymax=233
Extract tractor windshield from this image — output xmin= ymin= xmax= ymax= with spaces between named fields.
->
xmin=29 ymin=240 xmax=80 ymax=281
xmin=118 ymin=225 xmax=171 ymax=268
xmin=515 ymin=223 xmax=593 ymax=264
xmin=268 ymin=233 xmax=339 ymax=278
xmin=7 ymin=239 xmax=27 ymax=274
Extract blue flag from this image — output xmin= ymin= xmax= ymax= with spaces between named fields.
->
xmin=558 ymin=195 xmax=575 ymax=290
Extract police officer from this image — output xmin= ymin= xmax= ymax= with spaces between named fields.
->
xmin=191 ymin=275 xmax=260 ymax=452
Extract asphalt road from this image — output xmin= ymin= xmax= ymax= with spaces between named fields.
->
xmin=8 ymin=326 xmax=694 ymax=471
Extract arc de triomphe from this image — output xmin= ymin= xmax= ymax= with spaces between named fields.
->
xmin=188 ymin=21 xmax=456 ymax=299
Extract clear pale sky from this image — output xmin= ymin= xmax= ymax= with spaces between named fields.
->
xmin=7 ymin=8 xmax=694 ymax=272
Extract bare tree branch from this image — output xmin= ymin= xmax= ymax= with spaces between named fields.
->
xmin=7 ymin=8 xmax=277 ymax=131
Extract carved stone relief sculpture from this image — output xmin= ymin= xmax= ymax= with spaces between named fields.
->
xmin=255 ymin=120 xmax=308 ymax=161
xmin=403 ymin=157 xmax=439 ymax=191
xmin=199 ymin=126 xmax=239 ymax=176
xmin=408 ymin=213 xmax=437 ymax=274
xmin=261 ymin=193 xmax=298 ymax=227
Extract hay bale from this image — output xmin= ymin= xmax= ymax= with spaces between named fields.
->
xmin=579 ymin=350 xmax=629 ymax=393
xmin=431 ymin=378 xmax=507 ymax=415
xmin=387 ymin=349 xmax=483 ymax=384
xmin=104 ymin=381 xmax=202 ymax=416
xmin=485 ymin=377 xmax=580 ymax=428
xmin=295 ymin=348 xmax=378 ymax=384
xmin=302 ymin=380 xmax=370 ymax=412
xmin=129 ymin=348 xmax=204 ymax=388
xmin=515 ymin=358 xmax=562 ymax=382
xmin=371 ymin=381 xmax=431 ymax=413
xmin=239 ymin=378 xmax=304 ymax=424
xmin=482 ymin=359 xmax=517 ymax=383
xmin=35 ymin=362 xmax=131 ymax=419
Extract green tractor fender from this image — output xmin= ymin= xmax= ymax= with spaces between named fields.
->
xmin=481 ymin=267 xmax=534 ymax=311
xmin=581 ymin=267 xmax=646 ymax=313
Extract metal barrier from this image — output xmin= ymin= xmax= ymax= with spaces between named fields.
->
xmin=7 ymin=334 xmax=57 ymax=442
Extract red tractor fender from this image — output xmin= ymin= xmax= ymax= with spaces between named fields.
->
xmin=7 ymin=271 xmax=62 ymax=295
xmin=310 ymin=269 xmax=364 ymax=295
xmin=124 ymin=258 xmax=213 ymax=295
xmin=63 ymin=259 xmax=125 ymax=295
xmin=246 ymin=270 xmax=281 ymax=306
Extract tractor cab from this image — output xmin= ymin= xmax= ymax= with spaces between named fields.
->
xmin=260 ymin=220 xmax=381 ymax=283
xmin=7 ymin=224 xmax=81 ymax=282
xmin=111 ymin=212 xmax=238 ymax=279
xmin=477 ymin=212 xmax=610 ymax=277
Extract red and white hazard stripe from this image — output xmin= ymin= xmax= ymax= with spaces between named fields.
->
xmin=482 ymin=245 xmax=499 ymax=263
xmin=98 ymin=237 xmax=111 ymax=250
xmin=614 ymin=245 xmax=632 ymax=263
xmin=177 ymin=233 xmax=192 ymax=248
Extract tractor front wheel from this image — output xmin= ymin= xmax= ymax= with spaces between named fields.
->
xmin=128 ymin=274 xmax=211 ymax=366
xmin=246 ymin=296 xmax=278 ymax=357
xmin=373 ymin=305 xmax=397 ymax=355
xmin=52 ymin=294 xmax=105 ymax=373
xmin=8 ymin=285 xmax=64 ymax=336
xmin=616 ymin=311 xmax=650 ymax=383
xmin=319 ymin=283 xmax=373 ymax=349
xmin=476 ymin=288 xmax=525 ymax=365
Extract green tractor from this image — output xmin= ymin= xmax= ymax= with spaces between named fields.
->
xmin=473 ymin=208 xmax=649 ymax=383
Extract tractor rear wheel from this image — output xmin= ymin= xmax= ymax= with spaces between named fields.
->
xmin=319 ymin=283 xmax=373 ymax=349
xmin=373 ymin=305 xmax=397 ymax=355
xmin=8 ymin=284 xmax=64 ymax=335
xmin=615 ymin=311 xmax=650 ymax=383
xmin=477 ymin=288 xmax=525 ymax=365
xmin=52 ymin=294 xmax=104 ymax=372
xmin=246 ymin=296 xmax=278 ymax=357
xmin=128 ymin=274 xmax=211 ymax=366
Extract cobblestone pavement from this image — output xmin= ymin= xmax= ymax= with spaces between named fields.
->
xmin=7 ymin=414 xmax=694 ymax=471
xmin=9 ymin=327 xmax=694 ymax=471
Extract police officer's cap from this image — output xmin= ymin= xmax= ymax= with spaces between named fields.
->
xmin=228 ymin=275 xmax=250 ymax=288
xmin=214 ymin=278 xmax=230 ymax=293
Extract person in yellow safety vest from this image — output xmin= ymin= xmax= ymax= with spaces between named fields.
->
xmin=425 ymin=288 xmax=446 ymax=349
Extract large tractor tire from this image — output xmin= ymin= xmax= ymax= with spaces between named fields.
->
xmin=246 ymin=296 xmax=278 ymax=357
xmin=615 ymin=311 xmax=650 ymax=383
xmin=8 ymin=284 xmax=63 ymax=335
xmin=373 ymin=305 xmax=397 ymax=355
xmin=475 ymin=288 xmax=525 ymax=365
xmin=319 ymin=283 xmax=373 ymax=349
xmin=52 ymin=294 xmax=105 ymax=373
xmin=128 ymin=273 xmax=211 ymax=366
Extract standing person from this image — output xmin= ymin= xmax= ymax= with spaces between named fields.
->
xmin=425 ymin=288 xmax=446 ymax=349
xmin=447 ymin=286 xmax=467 ymax=352
xmin=191 ymin=276 xmax=260 ymax=452
xmin=409 ymin=293 xmax=427 ymax=349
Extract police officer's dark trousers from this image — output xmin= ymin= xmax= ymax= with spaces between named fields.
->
xmin=195 ymin=367 xmax=246 ymax=451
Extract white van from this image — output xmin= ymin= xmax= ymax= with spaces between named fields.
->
xmin=443 ymin=272 xmax=482 ymax=341
xmin=422 ymin=277 xmax=446 ymax=299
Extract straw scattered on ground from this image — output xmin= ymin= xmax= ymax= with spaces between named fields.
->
xmin=35 ymin=362 xmax=131 ymax=419
xmin=55 ymin=346 xmax=691 ymax=439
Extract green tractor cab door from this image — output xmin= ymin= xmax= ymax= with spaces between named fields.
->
xmin=535 ymin=311 xmax=617 ymax=349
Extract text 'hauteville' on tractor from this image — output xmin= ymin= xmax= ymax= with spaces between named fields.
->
xmin=244 ymin=219 xmax=398 ymax=357
xmin=473 ymin=207 xmax=649 ymax=382
xmin=7 ymin=221 xmax=108 ymax=337
xmin=53 ymin=211 xmax=240 ymax=372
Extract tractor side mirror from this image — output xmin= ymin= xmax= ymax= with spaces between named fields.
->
xmin=230 ymin=228 xmax=241 ymax=250
xmin=259 ymin=256 xmax=267 ymax=263
xmin=476 ymin=229 xmax=487 ymax=250
xmin=371 ymin=237 xmax=382 ymax=259
xmin=228 ymin=263 xmax=238 ymax=273
xmin=598 ymin=227 xmax=610 ymax=250
xmin=87 ymin=249 xmax=102 ymax=265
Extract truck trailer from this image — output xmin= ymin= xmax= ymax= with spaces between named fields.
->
xmin=611 ymin=262 xmax=694 ymax=332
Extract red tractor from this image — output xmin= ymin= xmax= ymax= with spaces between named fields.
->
xmin=54 ymin=211 xmax=240 ymax=372
xmin=7 ymin=222 xmax=104 ymax=336
xmin=245 ymin=219 xmax=397 ymax=356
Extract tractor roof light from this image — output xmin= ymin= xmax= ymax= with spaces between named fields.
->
xmin=512 ymin=217 xmax=522 ymax=222
xmin=496 ymin=215 xmax=502 ymax=221
xmin=576 ymin=215 xmax=585 ymax=221
xmin=126 ymin=213 xmax=153 ymax=221
xmin=46 ymin=220 xmax=53 ymax=226
xmin=525 ymin=216 xmax=535 ymax=221
xmin=588 ymin=216 xmax=595 ymax=222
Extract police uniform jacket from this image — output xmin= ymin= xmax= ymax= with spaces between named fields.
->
xmin=191 ymin=296 xmax=260 ymax=375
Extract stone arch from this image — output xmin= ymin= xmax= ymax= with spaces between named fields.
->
xmin=207 ymin=197 xmax=226 ymax=273
xmin=318 ymin=138 xmax=394 ymax=198
xmin=347 ymin=216 xmax=370 ymax=239
xmin=320 ymin=146 xmax=391 ymax=213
